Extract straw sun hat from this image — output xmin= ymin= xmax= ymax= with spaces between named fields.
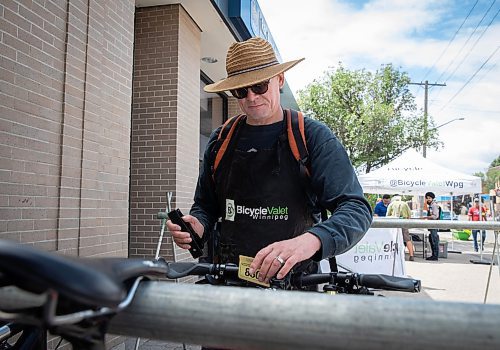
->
xmin=204 ymin=37 xmax=304 ymax=93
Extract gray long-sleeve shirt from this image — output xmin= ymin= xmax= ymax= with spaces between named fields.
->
xmin=428 ymin=200 xmax=440 ymax=220
xmin=190 ymin=116 xmax=373 ymax=260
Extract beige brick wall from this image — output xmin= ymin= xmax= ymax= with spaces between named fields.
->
xmin=211 ymin=96 xmax=224 ymax=129
xmin=130 ymin=5 xmax=201 ymax=261
xmin=175 ymin=7 xmax=202 ymax=261
xmin=228 ymin=97 xmax=242 ymax=117
xmin=0 ymin=0 xmax=134 ymax=258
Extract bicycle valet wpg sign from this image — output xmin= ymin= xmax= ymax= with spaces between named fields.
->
xmin=334 ymin=228 xmax=406 ymax=277
xmin=358 ymin=150 xmax=481 ymax=195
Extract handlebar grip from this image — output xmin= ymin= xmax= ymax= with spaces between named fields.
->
xmin=358 ymin=274 xmax=421 ymax=293
xmin=166 ymin=262 xmax=213 ymax=279
xmin=292 ymin=273 xmax=331 ymax=288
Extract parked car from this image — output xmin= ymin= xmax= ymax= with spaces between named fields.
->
xmin=439 ymin=210 xmax=458 ymax=231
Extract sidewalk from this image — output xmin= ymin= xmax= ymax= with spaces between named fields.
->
xmin=399 ymin=229 xmax=500 ymax=304
xmin=115 ymin=340 xmax=200 ymax=350
xmin=112 ymin=230 xmax=500 ymax=350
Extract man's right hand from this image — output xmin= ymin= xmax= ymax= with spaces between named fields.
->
xmin=166 ymin=214 xmax=204 ymax=250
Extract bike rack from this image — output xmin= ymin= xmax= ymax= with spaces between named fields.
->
xmin=105 ymin=281 xmax=500 ymax=350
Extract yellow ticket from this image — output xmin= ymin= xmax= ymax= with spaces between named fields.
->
xmin=238 ymin=255 xmax=270 ymax=287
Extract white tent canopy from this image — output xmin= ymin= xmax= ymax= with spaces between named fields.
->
xmin=358 ymin=150 xmax=482 ymax=195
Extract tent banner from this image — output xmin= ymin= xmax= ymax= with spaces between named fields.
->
xmin=335 ymin=228 xmax=406 ymax=277
xmin=359 ymin=175 xmax=481 ymax=195
xmin=357 ymin=150 xmax=482 ymax=195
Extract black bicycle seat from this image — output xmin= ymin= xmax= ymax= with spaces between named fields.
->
xmin=0 ymin=240 xmax=166 ymax=308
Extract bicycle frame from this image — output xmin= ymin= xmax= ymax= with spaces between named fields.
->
xmin=165 ymin=262 xmax=421 ymax=293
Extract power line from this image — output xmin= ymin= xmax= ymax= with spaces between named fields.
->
xmin=435 ymin=0 xmax=497 ymax=83
xmin=443 ymin=6 xmax=500 ymax=83
xmin=408 ymin=81 xmax=446 ymax=158
xmin=429 ymin=0 xmax=498 ymax=107
xmin=471 ymin=54 xmax=499 ymax=85
xmin=439 ymin=46 xmax=500 ymax=112
xmin=421 ymin=0 xmax=479 ymax=82
xmin=446 ymin=105 xmax=500 ymax=114
xmin=415 ymin=0 xmax=480 ymax=98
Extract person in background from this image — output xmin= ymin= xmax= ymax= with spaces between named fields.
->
xmin=468 ymin=198 xmax=486 ymax=252
xmin=387 ymin=195 xmax=415 ymax=261
xmin=374 ymin=194 xmax=391 ymax=217
xmin=482 ymin=202 xmax=490 ymax=220
xmin=460 ymin=203 xmax=468 ymax=215
xmin=422 ymin=192 xmax=440 ymax=261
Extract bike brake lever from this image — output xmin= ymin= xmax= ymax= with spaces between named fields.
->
xmin=269 ymin=274 xmax=292 ymax=290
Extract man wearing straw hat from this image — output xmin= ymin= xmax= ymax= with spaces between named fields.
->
xmin=167 ymin=37 xmax=372 ymax=284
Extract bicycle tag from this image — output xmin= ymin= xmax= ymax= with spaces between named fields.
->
xmin=238 ymin=255 xmax=270 ymax=287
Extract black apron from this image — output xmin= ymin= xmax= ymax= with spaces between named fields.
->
xmin=214 ymin=120 xmax=315 ymax=265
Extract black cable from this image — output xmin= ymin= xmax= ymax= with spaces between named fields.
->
xmin=430 ymin=1 xmax=498 ymax=107
xmin=421 ymin=0 xmax=479 ymax=81
xmin=443 ymin=6 xmax=500 ymax=83
xmin=440 ymin=46 xmax=500 ymax=111
xmin=436 ymin=0 xmax=497 ymax=83
xmin=55 ymin=337 xmax=64 ymax=349
xmin=467 ymin=55 xmax=499 ymax=87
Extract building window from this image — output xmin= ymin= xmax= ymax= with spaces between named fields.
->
xmin=200 ymin=76 xmax=227 ymax=161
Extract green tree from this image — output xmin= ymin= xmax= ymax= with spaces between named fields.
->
xmin=490 ymin=155 xmax=500 ymax=168
xmin=297 ymin=64 xmax=440 ymax=172
xmin=475 ymin=155 xmax=500 ymax=193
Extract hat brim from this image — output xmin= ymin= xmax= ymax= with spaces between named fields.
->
xmin=204 ymin=58 xmax=304 ymax=93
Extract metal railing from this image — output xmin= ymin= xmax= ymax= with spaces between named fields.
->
xmin=371 ymin=218 xmax=500 ymax=231
xmin=106 ymin=282 xmax=500 ymax=350
xmin=3 ymin=282 xmax=499 ymax=349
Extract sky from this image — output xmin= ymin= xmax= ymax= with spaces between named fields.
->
xmin=257 ymin=0 xmax=500 ymax=176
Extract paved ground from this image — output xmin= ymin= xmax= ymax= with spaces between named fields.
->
xmin=113 ymin=340 xmax=200 ymax=350
xmin=112 ymin=230 xmax=500 ymax=350
xmin=381 ymin=229 xmax=500 ymax=303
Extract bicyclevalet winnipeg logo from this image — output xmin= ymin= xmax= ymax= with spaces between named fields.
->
xmin=351 ymin=240 xmax=399 ymax=264
xmin=225 ymin=198 xmax=289 ymax=222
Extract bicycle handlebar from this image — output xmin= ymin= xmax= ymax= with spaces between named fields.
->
xmin=359 ymin=274 xmax=420 ymax=292
xmin=165 ymin=262 xmax=421 ymax=293
xmin=166 ymin=262 xmax=239 ymax=279
xmin=293 ymin=272 xmax=420 ymax=292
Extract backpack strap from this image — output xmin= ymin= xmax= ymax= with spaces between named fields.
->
xmin=211 ymin=114 xmax=246 ymax=178
xmin=286 ymin=109 xmax=335 ymax=269
xmin=285 ymin=109 xmax=310 ymax=177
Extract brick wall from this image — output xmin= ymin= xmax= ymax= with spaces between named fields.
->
xmin=227 ymin=97 xmax=242 ymax=117
xmin=0 ymin=0 xmax=134 ymax=258
xmin=130 ymin=5 xmax=201 ymax=261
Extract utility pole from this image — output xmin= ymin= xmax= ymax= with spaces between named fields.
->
xmin=409 ymin=80 xmax=446 ymax=158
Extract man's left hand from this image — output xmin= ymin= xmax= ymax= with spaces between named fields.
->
xmin=249 ymin=233 xmax=321 ymax=283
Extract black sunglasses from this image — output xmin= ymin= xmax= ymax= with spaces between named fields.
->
xmin=230 ymin=80 xmax=270 ymax=99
